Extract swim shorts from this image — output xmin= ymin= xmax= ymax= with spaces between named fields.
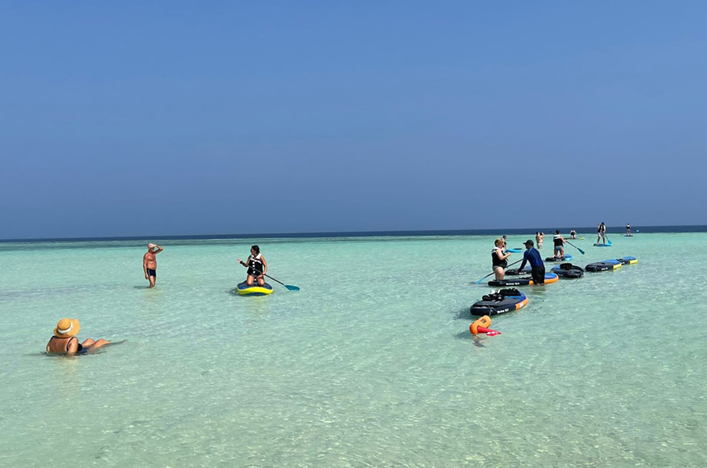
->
xmin=531 ymin=266 xmax=545 ymax=284
xmin=147 ymin=268 xmax=156 ymax=277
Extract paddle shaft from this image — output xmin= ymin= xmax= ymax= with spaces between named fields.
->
xmin=239 ymin=261 xmax=298 ymax=290
xmin=566 ymin=241 xmax=585 ymax=255
xmin=475 ymin=258 xmax=523 ymax=284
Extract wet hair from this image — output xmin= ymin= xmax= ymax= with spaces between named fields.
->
xmin=556 ymin=230 xmax=560 ymax=234
xmin=251 ymin=245 xmax=260 ymax=254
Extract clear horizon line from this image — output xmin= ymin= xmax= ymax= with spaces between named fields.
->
xmin=1 ymin=224 xmax=706 ymax=244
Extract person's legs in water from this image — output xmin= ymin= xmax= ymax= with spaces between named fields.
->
xmin=81 ymin=338 xmax=111 ymax=352
xmin=532 ymin=266 xmax=545 ymax=285
xmin=147 ymin=269 xmax=156 ymax=288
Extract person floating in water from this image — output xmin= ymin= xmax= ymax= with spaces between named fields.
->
xmin=238 ymin=245 xmax=268 ymax=286
xmin=518 ymin=240 xmax=545 ymax=285
xmin=46 ymin=318 xmax=111 ymax=355
xmin=143 ymin=243 xmax=163 ymax=288
xmin=626 ymin=223 xmax=631 ymax=235
xmin=570 ymin=229 xmax=577 ymax=239
xmin=553 ymin=230 xmax=566 ymax=259
xmin=492 ymin=238 xmax=511 ymax=281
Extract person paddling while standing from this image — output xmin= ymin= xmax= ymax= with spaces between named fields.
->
xmin=570 ymin=229 xmax=577 ymax=240
xmin=553 ymin=230 xmax=566 ymax=260
xmin=518 ymin=240 xmax=545 ymax=285
xmin=492 ymin=238 xmax=511 ymax=280
xmin=626 ymin=223 xmax=631 ymax=235
xmin=238 ymin=245 xmax=268 ymax=287
xmin=143 ymin=243 xmax=163 ymax=288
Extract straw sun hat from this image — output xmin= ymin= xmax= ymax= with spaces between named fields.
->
xmin=54 ymin=318 xmax=80 ymax=338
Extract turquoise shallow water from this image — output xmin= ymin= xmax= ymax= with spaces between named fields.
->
xmin=1 ymin=233 xmax=707 ymax=467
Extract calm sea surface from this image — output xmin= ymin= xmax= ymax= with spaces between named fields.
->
xmin=1 ymin=232 xmax=706 ymax=467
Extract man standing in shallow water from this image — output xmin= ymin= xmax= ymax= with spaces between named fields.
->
xmin=143 ymin=243 xmax=163 ymax=288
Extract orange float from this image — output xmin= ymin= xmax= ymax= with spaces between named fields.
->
xmin=470 ymin=315 xmax=501 ymax=336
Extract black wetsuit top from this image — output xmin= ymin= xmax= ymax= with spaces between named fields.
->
xmin=492 ymin=248 xmax=507 ymax=268
xmin=247 ymin=254 xmax=264 ymax=276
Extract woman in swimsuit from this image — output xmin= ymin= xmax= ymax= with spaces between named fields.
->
xmin=46 ymin=318 xmax=111 ymax=355
xmin=492 ymin=238 xmax=511 ymax=280
xmin=238 ymin=245 xmax=268 ymax=287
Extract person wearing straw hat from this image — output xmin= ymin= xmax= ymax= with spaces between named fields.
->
xmin=46 ymin=318 xmax=111 ymax=355
xmin=143 ymin=243 xmax=163 ymax=288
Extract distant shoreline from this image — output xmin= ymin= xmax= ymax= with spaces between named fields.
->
xmin=2 ymin=225 xmax=707 ymax=244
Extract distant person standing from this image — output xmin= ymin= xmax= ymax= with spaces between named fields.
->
xmin=518 ymin=240 xmax=545 ymax=285
xmin=143 ymin=243 xmax=163 ymax=288
xmin=597 ymin=222 xmax=607 ymax=244
xmin=626 ymin=224 xmax=631 ymax=235
xmin=501 ymin=235 xmax=508 ymax=250
xmin=570 ymin=229 xmax=577 ymax=240
xmin=492 ymin=238 xmax=511 ymax=280
xmin=553 ymin=230 xmax=566 ymax=259
xmin=535 ymin=232 xmax=545 ymax=250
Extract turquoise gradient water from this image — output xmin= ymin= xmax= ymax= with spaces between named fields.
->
xmin=1 ymin=233 xmax=706 ymax=467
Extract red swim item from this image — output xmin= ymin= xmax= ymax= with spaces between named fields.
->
xmin=469 ymin=316 xmax=501 ymax=336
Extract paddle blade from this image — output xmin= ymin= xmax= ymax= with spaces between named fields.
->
xmin=285 ymin=285 xmax=300 ymax=291
xmin=578 ymin=247 xmax=585 ymax=255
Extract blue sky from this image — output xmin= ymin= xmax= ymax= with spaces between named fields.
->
xmin=1 ymin=1 xmax=706 ymax=239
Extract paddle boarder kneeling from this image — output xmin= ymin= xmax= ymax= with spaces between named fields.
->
xmin=553 ymin=230 xmax=566 ymax=260
xmin=518 ymin=240 xmax=545 ymax=285
xmin=238 ymin=245 xmax=268 ymax=287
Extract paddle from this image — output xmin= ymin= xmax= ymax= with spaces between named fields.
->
xmin=607 ymin=237 xmax=612 ymax=246
xmin=238 ymin=261 xmax=300 ymax=291
xmin=566 ymin=241 xmax=585 ymax=255
xmin=475 ymin=259 xmax=522 ymax=284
